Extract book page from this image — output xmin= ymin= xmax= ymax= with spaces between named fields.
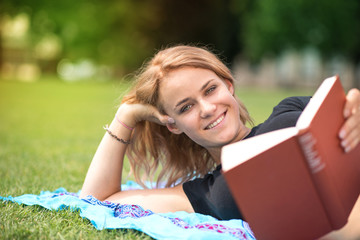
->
xmin=221 ymin=127 xmax=299 ymax=171
xmin=296 ymin=76 xmax=337 ymax=130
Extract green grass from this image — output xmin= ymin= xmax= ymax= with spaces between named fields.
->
xmin=0 ymin=78 xmax=311 ymax=239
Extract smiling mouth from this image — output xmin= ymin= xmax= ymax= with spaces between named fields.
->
xmin=205 ymin=112 xmax=226 ymax=130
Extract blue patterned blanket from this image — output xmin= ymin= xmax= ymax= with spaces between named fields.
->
xmin=0 ymin=181 xmax=255 ymax=240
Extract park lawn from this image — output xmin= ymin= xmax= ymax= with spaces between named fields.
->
xmin=0 ymin=78 xmax=310 ymax=239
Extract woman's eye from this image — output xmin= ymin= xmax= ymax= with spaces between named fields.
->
xmin=205 ymin=86 xmax=216 ymax=95
xmin=180 ymin=104 xmax=192 ymax=113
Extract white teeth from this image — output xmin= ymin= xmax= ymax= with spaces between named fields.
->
xmin=206 ymin=114 xmax=224 ymax=129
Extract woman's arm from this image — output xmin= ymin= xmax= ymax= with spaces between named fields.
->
xmin=79 ymin=103 xmax=194 ymax=213
xmin=79 ymin=112 xmax=131 ymax=200
xmin=105 ymin=184 xmax=194 ymax=213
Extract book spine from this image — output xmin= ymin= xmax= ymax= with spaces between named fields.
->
xmin=298 ymin=131 xmax=347 ymax=229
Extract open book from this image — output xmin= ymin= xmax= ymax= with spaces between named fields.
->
xmin=221 ymin=76 xmax=360 ymax=240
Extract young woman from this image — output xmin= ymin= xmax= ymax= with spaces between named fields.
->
xmin=80 ymin=45 xmax=360 ymax=221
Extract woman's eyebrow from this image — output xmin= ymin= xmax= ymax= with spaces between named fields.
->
xmin=174 ymin=97 xmax=190 ymax=110
xmin=174 ymin=79 xmax=215 ymax=110
xmin=200 ymin=79 xmax=214 ymax=91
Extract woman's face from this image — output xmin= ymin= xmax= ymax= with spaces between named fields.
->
xmin=159 ymin=67 xmax=248 ymax=150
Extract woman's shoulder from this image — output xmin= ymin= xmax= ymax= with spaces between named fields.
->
xmin=275 ymin=96 xmax=311 ymax=111
xmin=248 ymin=96 xmax=312 ymax=136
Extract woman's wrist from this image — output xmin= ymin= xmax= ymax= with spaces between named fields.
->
xmin=115 ymin=104 xmax=137 ymax=130
xmin=103 ymin=125 xmax=131 ymax=144
xmin=115 ymin=114 xmax=134 ymax=130
xmin=104 ymin=109 xmax=134 ymax=145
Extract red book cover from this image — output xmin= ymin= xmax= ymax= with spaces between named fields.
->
xmin=221 ymin=76 xmax=360 ymax=240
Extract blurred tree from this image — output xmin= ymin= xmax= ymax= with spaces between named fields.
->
xmin=148 ymin=0 xmax=241 ymax=65
xmin=0 ymin=0 xmax=157 ymax=74
xmin=239 ymin=0 xmax=360 ymax=63
xmin=1 ymin=0 xmax=241 ymax=75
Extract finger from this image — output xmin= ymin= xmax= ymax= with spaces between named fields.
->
xmin=339 ymin=110 xmax=360 ymax=152
xmin=341 ymin=128 xmax=360 ymax=153
xmin=339 ymin=110 xmax=360 ymax=138
xmin=152 ymin=111 xmax=175 ymax=125
xmin=344 ymin=88 xmax=360 ymax=118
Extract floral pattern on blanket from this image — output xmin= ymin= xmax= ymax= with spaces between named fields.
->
xmin=1 ymin=185 xmax=256 ymax=240
xmin=79 ymin=194 xmax=253 ymax=239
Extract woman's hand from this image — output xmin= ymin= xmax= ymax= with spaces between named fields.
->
xmin=116 ymin=102 xmax=175 ymax=128
xmin=339 ymin=88 xmax=360 ymax=152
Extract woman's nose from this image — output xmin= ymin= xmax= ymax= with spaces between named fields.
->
xmin=199 ymin=100 xmax=216 ymax=118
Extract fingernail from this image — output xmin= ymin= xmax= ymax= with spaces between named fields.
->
xmin=341 ymin=139 xmax=352 ymax=153
xmin=341 ymin=140 xmax=347 ymax=148
xmin=168 ymin=118 xmax=175 ymax=124
xmin=345 ymin=146 xmax=351 ymax=153
xmin=339 ymin=129 xmax=346 ymax=139
xmin=344 ymin=109 xmax=350 ymax=118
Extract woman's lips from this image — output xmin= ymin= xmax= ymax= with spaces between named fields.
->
xmin=205 ymin=112 xmax=226 ymax=130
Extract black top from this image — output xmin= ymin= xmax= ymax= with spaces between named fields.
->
xmin=182 ymin=96 xmax=311 ymax=220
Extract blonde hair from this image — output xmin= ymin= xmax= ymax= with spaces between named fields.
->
xmin=122 ymin=45 xmax=253 ymax=188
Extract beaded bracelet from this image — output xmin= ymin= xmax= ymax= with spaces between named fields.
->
xmin=115 ymin=114 xmax=134 ymax=130
xmin=103 ymin=125 xmax=131 ymax=144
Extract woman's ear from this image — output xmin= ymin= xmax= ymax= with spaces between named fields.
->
xmin=224 ymin=79 xmax=235 ymax=95
xmin=166 ymin=123 xmax=183 ymax=134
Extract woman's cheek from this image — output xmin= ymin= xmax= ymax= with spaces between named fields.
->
xmin=181 ymin=115 xmax=198 ymax=132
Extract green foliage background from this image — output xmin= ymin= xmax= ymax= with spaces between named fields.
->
xmin=1 ymin=0 xmax=359 ymax=72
